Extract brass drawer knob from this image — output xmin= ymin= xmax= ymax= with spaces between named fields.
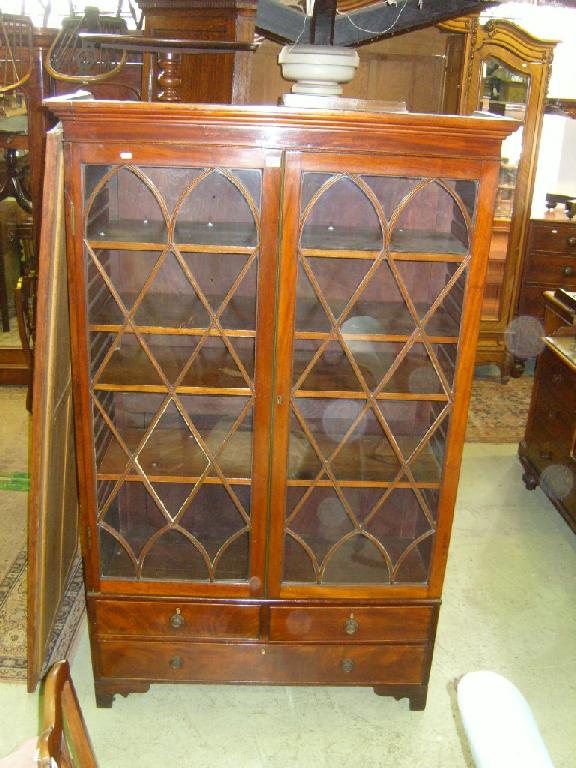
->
xmin=341 ymin=658 xmax=354 ymax=673
xmin=169 ymin=655 xmax=184 ymax=670
xmin=562 ymin=265 xmax=574 ymax=277
xmin=170 ymin=609 xmax=185 ymax=629
xmin=540 ymin=450 xmax=553 ymax=461
xmin=567 ymin=236 xmax=576 ymax=247
xmin=344 ymin=617 xmax=359 ymax=635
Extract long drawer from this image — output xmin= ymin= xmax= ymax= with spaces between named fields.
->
xmin=90 ymin=598 xmax=260 ymax=640
xmin=96 ymin=639 xmax=427 ymax=686
xmin=522 ymin=251 xmax=576 ymax=286
xmin=528 ymin=222 xmax=576 ymax=253
xmin=268 ymin=605 xmax=434 ymax=643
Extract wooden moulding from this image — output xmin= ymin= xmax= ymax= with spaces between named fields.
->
xmin=44 ymin=96 xmax=517 ymax=161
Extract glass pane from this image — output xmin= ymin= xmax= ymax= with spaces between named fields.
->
xmin=283 ymin=484 xmax=438 ymax=585
xmin=84 ymin=162 xmax=261 ymax=586
xmin=300 ymin=175 xmax=383 ymax=251
xmin=86 ymin=248 xmax=161 ymax=325
xmin=390 ymin=180 xmax=470 ymax=254
xmin=342 ymin=261 xmax=414 ymax=336
xmin=479 ymin=46 xmax=520 ymax=323
xmin=289 ymin=398 xmax=401 ymax=483
xmin=283 ymin=167 xmax=475 ymax=587
xmin=85 ymin=166 xmax=168 ymax=243
xmin=132 ymin=250 xmax=210 ymax=330
xmin=178 ymin=251 xmax=257 ymax=331
xmin=477 ymin=57 xmax=528 ymax=221
xmin=175 ymin=169 xmax=260 ymax=246
xmin=179 ymin=484 xmax=250 ymax=575
xmin=99 ymin=479 xmax=250 ymax=582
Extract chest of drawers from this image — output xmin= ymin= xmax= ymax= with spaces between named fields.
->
xmin=518 ymin=217 xmax=576 ymax=322
xmin=519 ymin=335 xmax=576 ymax=533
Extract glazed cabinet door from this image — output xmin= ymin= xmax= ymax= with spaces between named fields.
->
xmin=67 ymin=145 xmax=279 ymax=598
xmin=269 ymin=151 xmax=488 ymax=599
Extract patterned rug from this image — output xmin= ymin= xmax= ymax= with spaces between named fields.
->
xmin=0 ymin=388 xmax=85 ymax=683
xmin=465 ymin=375 xmax=534 ymax=443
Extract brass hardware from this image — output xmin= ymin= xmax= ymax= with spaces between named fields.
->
xmin=170 ymin=608 xmax=185 ymax=629
xmin=344 ymin=616 xmax=359 ymax=635
xmin=551 ymin=228 xmax=558 ymax=235
xmin=276 ymin=395 xmax=283 ymax=406
xmin=169 ymin=655 xmax=183 ymax=670
xmin=567 ymin=236 xmax=576 ymax=246
xmin=341 ymin=658 xmax=354 ymax=673
xmin=540 ymin=450 xmax=553 ymax=460
xmin=562 ymin=265 xmax=573 ymax=277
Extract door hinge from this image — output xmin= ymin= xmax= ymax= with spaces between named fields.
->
xmin=69 ymin=199 xmax=75 ymax=231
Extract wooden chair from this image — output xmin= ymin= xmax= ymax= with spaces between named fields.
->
xmin=14 ymin=269 xmax=36 ymax=412
xmin=0 ymin=12 xmax=34 ymax=94
xmin=45 ymin=7 xmax=128 ymax=84
xmin=37 ymin=660 xmax=97 ymax=768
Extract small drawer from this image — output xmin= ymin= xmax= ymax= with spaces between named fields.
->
xmin=96 ymin=639 xmax=427 ymax=686
xmin=268 ymin=605 xmax=434 ymax=643
xmin=523 ymin=252 xmax=576 ymax=286
xmin=91 ymin=599 xmax=260 ymax=640
xmin=529 ymin=222 xmax=576 ymax=253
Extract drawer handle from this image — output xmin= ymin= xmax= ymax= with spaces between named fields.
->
xmin=169 ymin=655 xmax=184 ymax=670
xmin=562 ymin=265 xmax=574 ymax=277
xmin=341 ymin=658 xmax=354 ymax=673
xmin=344 ymin=616 xmax=359 ymax=635
xmin=540 ymin=451 xmax=553 ymax=461
xmin=169 ymin=609 xmax=185 ymax=629
xmin=567 ymin=236 xmax=576 ymax=247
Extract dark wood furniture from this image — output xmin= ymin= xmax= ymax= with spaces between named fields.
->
xmin=27 ymin=128 xmax=80 ymax=693
xmin=518 ymin=214 xmax=576 ymax=326
xmin=519 ymin=330 xmax=576 ymax=534
xmin=543 ymin=289 xmax=576 ymax=335
xmin=138 ymin=0 xmax=257 ymax=104
xmin=457 ymin=21 xmax=556 ymax=380
xmin=46 ymin=95 xmax=513 ymax=710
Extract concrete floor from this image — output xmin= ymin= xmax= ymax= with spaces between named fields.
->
xmin=1 ymin=444 xmax=575 ymax=767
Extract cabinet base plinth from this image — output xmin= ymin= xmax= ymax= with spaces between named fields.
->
xmin=94 ymin=679 xmax=151 ymax=708
xmin=92 ymin=639 xmax=432 ymax=708
xmin=373 ymin=684 xmax=428 ymax=710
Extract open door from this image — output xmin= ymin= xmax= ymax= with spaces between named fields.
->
xmin=27 ymin=126 xmax=81 ymax=691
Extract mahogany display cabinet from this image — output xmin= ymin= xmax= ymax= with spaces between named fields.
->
xmin=45 ymin=96 xmax=514 ymax=709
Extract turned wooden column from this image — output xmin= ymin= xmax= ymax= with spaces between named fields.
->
xmin=156 ymin=51 xmax=183 ymax=101
xmin=137 ymin=0 xmax=257 ymax=104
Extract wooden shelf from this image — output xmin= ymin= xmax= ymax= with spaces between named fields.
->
xmin=296 ymin=299 xmax=463 ymax=339
xmin=86 ymin=220 xmax=258 ymax=248
xmin=292 ymin=344 xmax=453 ymax=395
xmin=86 ymin=220 xmax=467 ymax=256
xmin=92 ymin=340 xmax=254 ymax=390
xmin=96 ymin=426 xmax=441 ymax=485
xmin=301 ymin=226 xmax=467 ymax=255
xmin=97 ymin=427 xmax=253 ymax=480
xmin=288 ymin=435 xmax=442 ymax=484
xmin=89 ymin=293 xmax=256 ymax=333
